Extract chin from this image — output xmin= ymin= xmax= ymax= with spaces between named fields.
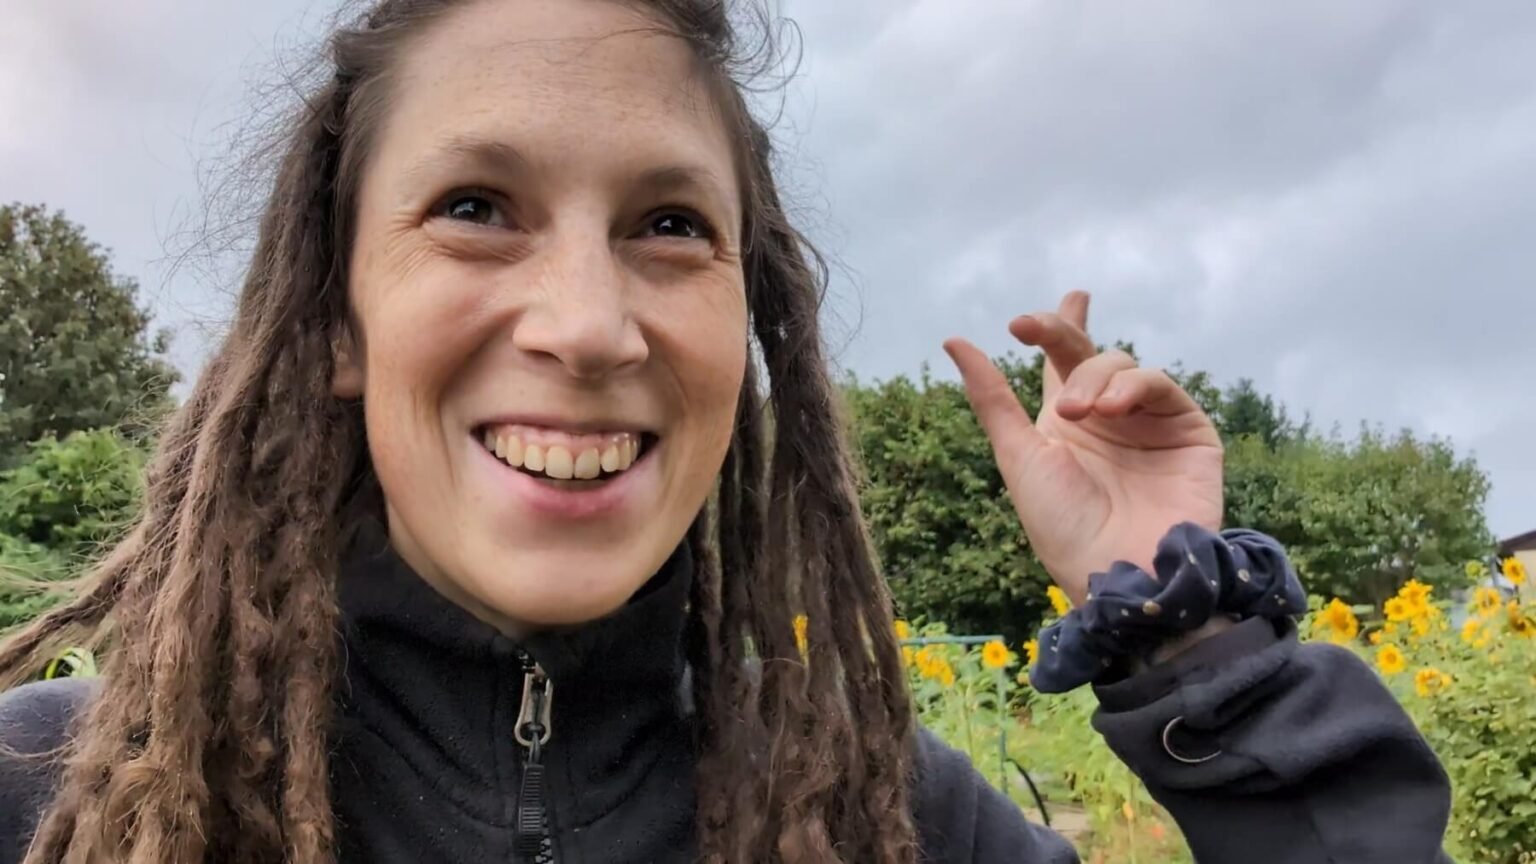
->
xmin=469 ymin=543 xmax=668 ymax=628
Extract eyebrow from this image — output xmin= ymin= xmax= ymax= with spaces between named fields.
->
xmin=629 ymin=164 xmax=736 ymax=217
xmin=403 ymin=135 xmax=531 ymax=188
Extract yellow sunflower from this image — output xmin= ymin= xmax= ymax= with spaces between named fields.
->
xmin=1504 ymin=557 xmax=1529 ymax=587
xmin=1398 ymin=579 xmax=1433 ymax=608
xmin=894 ymin=619 xmax=913 ymax=641
xmin=935 ymin=658 xmax=956 ymax=687
xmin=980 ymin=640 xmax=1014 ymax=670
xmin=914 ymin=645 xmax=937 ymax=675
xmin=1410 ymin=615 xmax=1432 ymax=639
xmin=1474 ymin=587 xmax=1503 ymax=618
xmin=1508 ymin=601 xmax=1536 ymax=639
xmin=1313 ymin=598 xmax=1360 ymax=644
xmin=1384 ymin=597 xmax=1412 ymax=622
xmin=1024 ymin=639 xmax=1039 ymax=667
xmin=1046 ymin=585 xmax=1072 ymax=618
xmin=1368 ymin=630 xmax=1384 ymax=646
xmin=1375 ymin=643 xmax=1407 ymax=676
xmin=793 ymin=614 xmax=809 ymax=652
xmin=915 ymin=646 xmax=955 ymax=683
xmin=1413 ymin=667 xmax=1452 ymax=698
xmin=1461 ymin=618 xmax=1487 ymax=647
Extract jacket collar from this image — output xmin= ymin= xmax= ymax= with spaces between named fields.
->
xmin=334 ymin=521 xmax=695 ymax=828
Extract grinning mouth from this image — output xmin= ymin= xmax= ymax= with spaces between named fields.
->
xmin=476 ymin=424 xmax=656 ymax=484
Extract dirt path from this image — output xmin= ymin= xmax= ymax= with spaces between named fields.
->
xmin=1024 ymin=802 xmax=1090 ymax=843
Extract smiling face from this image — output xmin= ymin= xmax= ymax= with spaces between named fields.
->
xmin=335 ymin=0 xmax=748 ymax=633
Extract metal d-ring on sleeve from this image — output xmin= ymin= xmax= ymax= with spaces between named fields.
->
xmin=1161 ymin=716 xmax=1222 ymax=765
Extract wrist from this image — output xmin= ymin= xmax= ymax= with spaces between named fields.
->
xmin=1027 ymin=524 xmax=1303 ymax=694
xmin=1134 ymin=614 xmax=1239 ymax=673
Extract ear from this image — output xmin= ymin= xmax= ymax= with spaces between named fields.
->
xmin=331 ymin=325 xmax=365 ymax=398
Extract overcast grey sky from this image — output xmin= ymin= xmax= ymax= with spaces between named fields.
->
xmin=2 ymin=1 xmax=1531 ymax=538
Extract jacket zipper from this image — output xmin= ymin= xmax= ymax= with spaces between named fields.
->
xmin=513 ymin=651 xmax=555 ymax=862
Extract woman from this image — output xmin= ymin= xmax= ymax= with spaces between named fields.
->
xmin=0 ymin=0 xmax=1450 ymax=861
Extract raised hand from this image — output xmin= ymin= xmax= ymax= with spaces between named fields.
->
xmin=943 ymin=291 xmax=1224 ymax=605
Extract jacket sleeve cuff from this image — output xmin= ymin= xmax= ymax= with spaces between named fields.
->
xmin=1093 ymin=616 xmax=1284 ymax=713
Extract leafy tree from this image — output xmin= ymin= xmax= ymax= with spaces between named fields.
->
xmin=0 ymin=203 xmax=178 ymax=464
xmin=848 ymin=356 xmax=1492 ymax=639
xmin=1227 ymin=428 xmax=1492 ymax=606
xmin=1216 ymin=378 xmax=1294 ymax=448
xmin=846 ymin=355 xmax=1052 ymax=644
xmin=1170 ymin=369 xmax=1299 ymax=448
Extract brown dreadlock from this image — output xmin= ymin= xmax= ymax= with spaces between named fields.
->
xmin=0 ymin=1 xmax=917 ymax=861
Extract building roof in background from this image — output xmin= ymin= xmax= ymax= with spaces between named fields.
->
xmin=1498 ymin=529 xmax=1536 ymax=556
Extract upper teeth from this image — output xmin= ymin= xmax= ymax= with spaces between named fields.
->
xmin=483 ymin=427 xmax=642 ymax=481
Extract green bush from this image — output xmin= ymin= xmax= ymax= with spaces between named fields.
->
xmin=0 ymin=428 xmax=143 ymax=632
xmin=0 ymin=532 xmax=69 ymax=631
xmin=846 ymin=357 xmax=1054 ymax=644
xmin=1229 ymin=431 xmax=1491 ymax=607
xmin=0 ymin=428 xmax=145 ymax=555
xmin=847 ymin=358 xmax=1491 ymax=643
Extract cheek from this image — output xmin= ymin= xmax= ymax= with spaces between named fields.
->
xmin=349 ymin=254 xmax=505 ymax=514
xmin=669 ymin=284 xmax=748 ymax=438
xmin=353 ymin=249 xmax=495 ymax=416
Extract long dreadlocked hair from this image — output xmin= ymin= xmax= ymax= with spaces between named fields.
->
xmin=0 ymin=1 xmax=917 ymax=861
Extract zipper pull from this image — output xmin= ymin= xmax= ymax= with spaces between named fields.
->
xmin=514 ymin=655 xmax=553 ymax=860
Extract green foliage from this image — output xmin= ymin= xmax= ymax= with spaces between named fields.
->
xmin=0 ymin=428 xmax=146 ymax=554
xmin=1226 ymin=429 xmax=1492 ymax=606
xmin=849 ymin=356 xmax=1492 ymax=638
xmin=0 ymin=203 xmax=178 ymax=465
xmin=903 ymin=624 xmax=1018 ymax=788
xmin=1172 ymin=370 xmax=1298 ymax=449
xmin=1305 ymin=579 xmax=1536 ymax=863
xmin=921 ymin=575 xmax=1531 ymax=862
xmin=1021 ymin=686 xmax=1191 ymax=862
xmin=907 ymin=613 xmax=1190 ymax=861
xmin=0 ymin=532 xmax=69 ymax=631
xmin=846 ymin=356 xmax=1051 ymax=644
xmin=1415 ymin=637 xmax=1536 ymax=864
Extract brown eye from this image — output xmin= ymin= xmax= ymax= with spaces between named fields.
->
xmin=432 ymin=191 xmax=507 ymax=227
xmin=645 ymin=210 xmax=711 ymax=240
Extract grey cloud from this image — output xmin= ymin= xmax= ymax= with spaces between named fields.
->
xmin=2 ymin=0 xmax=1531 ymax=535
xmin=778 ymin=0 xmax=1536 ymax=535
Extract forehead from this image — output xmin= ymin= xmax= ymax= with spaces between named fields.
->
xmin=375 ymin=0 xmax=736 ymax=187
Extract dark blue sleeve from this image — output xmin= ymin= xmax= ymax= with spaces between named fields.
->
xmin=911 ymin=727 xmax=1079 ymax=863
xmin=0 ymin=678 xmax=93 ymax=864
xmin=1092 ymin=617 xmax=1453 ymax=863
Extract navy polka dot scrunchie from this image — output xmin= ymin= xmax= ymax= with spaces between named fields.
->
xmin=1029 ymin=522 xmax=1304 ymax=694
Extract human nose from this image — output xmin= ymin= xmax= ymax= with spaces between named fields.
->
xmin=511 ymin=231 xmax=649 ymax=380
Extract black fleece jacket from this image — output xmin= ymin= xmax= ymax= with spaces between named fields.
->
xmin=0 ymin=532 xmax=1452 ymax=863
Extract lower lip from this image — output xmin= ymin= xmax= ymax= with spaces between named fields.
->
xmin=473 ymin=436 xmax=657 ymax=520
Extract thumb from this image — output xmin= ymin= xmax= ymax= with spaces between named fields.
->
xmin=943 ymin=337 xmax=1042 ymax=472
